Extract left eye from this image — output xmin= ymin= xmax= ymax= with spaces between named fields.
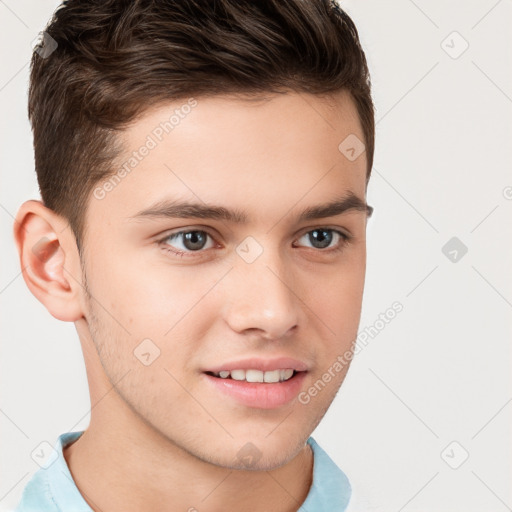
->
xmin=295 ymin=228 xmax=349 ymax=250
xmin=158 ymin=228 xmax=349 ymax=257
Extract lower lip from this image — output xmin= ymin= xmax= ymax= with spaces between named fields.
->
xmin=203 ymin=371 xmax=307 ymax=409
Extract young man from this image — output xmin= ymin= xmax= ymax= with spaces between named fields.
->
xmin=13 ymin=0 xmax=374 ymax=510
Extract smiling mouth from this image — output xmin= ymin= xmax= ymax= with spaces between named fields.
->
xmin=204 ymin=369 xmax=300 ymax=383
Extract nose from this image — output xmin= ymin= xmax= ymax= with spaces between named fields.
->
xmin=222 ymin=246 xmax=301 ymax=341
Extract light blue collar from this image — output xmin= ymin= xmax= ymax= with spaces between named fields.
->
xmin=15 ymin=431 xmax=351 ymax=511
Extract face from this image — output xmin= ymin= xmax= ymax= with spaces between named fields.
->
xmin=79 ymin=89 xmax=370 ymax=470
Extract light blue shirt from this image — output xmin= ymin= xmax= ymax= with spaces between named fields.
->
xmin=13 ymin=431 xmax=352 ymax=511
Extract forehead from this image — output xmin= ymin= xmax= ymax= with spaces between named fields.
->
xmin=87 ymin=90 xmax=367 ymax=229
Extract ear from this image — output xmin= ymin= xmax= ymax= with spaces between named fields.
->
xmin=13 ymin=199 xmax=84 ymax=322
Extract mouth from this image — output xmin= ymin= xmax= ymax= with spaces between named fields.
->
xmin=204 ymin=368 xmax=300 ymax=383
xmin=202 ymin=364 xmax=308 ymax=409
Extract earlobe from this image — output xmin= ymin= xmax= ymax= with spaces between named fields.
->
xmin=13 ymin=200 xmax=84 ymax=322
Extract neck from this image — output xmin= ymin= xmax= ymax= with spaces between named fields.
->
xmin=63 ymin=407 xmax=313 ymax=512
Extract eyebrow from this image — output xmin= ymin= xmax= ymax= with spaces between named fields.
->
xmin=128 ymin=191 xmax=373 ymax=223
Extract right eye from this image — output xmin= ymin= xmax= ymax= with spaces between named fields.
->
xmin=158 ymin=229 xmax=217 ymax=258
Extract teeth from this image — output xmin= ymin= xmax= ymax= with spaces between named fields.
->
xmin=245 ymin=369 xmax=264 ymax=383
xmin=230 ymin=369 xmax=246 ymax=381
xmin=263 ymin=369 xmax=280 ymax=383
xmin=281 ymin=369 xmax=294 ymax=381
xmin=212 ymin=369 xmax=296 ymax=382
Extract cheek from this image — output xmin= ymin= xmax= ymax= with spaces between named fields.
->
xmin=307 ymin=257 xmax=366 ymax=356
xmin=87 ymin=246 xmax=201 ymax=328
xmin=85 ymin=251 xmax=225 ymax=374
xmin=312 ymin=255 xmax=365 ymax=314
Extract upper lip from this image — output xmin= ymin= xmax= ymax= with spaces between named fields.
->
xmin=204 ymin=357 xmax=309 ymax=373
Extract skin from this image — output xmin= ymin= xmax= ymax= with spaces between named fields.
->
xmin=14 ymin=89 xmax=371 ymax=512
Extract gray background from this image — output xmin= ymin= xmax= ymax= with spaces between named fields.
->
xmin=1 ymin=1 xmax=511 ymax=510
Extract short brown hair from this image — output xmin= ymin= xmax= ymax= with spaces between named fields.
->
xmin=29 ymin=0 xmax=374 ymax=253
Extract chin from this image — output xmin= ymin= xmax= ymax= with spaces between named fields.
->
xmin=192 ymin=429 xmax=308 ymax=471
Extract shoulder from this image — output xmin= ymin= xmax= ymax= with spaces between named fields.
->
xmin=298 ymin=437 xmax=351 ymax=511
xmin=344 ymin=473 xmax=381 ymax=512
xmin=302 ymin=437 xmax=380 ymax=512
xmin=12 ymin=464 xmax=59 ymax=512
xmin=12 ymin=431 xmax=89 ymax=512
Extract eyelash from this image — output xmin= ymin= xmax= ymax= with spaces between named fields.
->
xmin=156 ymin=228 xmax=352 ymax=259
